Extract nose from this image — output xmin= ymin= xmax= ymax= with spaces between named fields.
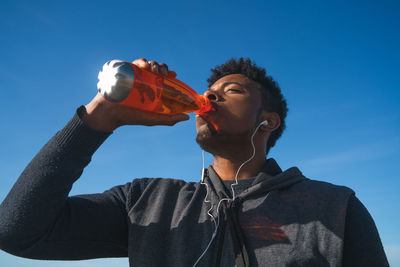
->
xmin=204 ymin=90 xmax=219 ymax=102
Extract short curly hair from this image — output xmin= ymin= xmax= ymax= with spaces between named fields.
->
xmin=207 ymin=57 xmax=288 ymax=154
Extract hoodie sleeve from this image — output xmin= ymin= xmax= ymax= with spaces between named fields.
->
xmin=342 ymin=195 xmax=389 ymax=267
xmin=0 ymin=107 xmax=134 ymax=260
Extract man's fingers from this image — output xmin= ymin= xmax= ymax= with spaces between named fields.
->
xmin=168 ymin=70 xmax=177 ymax=79
xmin=148 ymin=113 xmax=190 ymax=126
xmin=132 ymin=58 xmax=175 ymax=78
xmin=120 ymin=106 xmax=190 ymax=126
xmin=132 ymin=58 xmax=151 ymax=70
xmin=159 ymin=63 xmax=169 ymax=76
xmin=148 ymin=61 xmax=160 ymax=74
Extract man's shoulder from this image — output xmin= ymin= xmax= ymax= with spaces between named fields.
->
xmin=111 ymin=177 xmax=200 ymax=209
xmin=276 ymin=178 xmax=356 ymax=222
xmin=132 ymin=177 xmax=196 ymax=185
xmin=288 ymin=178 xmax=355 ymax=199
xmin=300 ymin=178 xmax=354 ymax=192
xmin=106 ymin=178 xmax=198 ymax=199
xmin=128 ymin=177 xmax=199 ymax=192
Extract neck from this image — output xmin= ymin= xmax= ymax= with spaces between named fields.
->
xmin=212 ymin=152 xmax=267 ymax=181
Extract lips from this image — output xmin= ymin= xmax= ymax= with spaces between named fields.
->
xmin=210 ymin=102 xmax=218 ymax=112
xmin=196 ymin=112 xmax=219 ymax=132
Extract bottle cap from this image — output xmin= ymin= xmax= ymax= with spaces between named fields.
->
xmin=97 ymin=60 xmax=134 ymax=102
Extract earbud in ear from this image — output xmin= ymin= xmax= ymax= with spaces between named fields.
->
xmin=261 ymin=120 xmax=268 ymax=126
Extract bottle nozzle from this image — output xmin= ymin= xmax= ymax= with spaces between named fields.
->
xmin=196 ymin=96 xmax=215 ymax=115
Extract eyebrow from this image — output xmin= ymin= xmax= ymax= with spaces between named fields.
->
xmin=209 ymin=81 xmax=246 ymax=92
xmin=221 ymin=81 xmax=243 ymax=87
xmin=210 ymin=81 xmax=243 ymax=91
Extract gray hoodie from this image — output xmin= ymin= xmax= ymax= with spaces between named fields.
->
xmin=0 ymin=109 xmax=388 ymax=267
xmin=125 ymin=159 xmax=353 ymax=266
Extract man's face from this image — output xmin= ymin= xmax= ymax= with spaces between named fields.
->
xmin=195 ymin=74 xmax=264 ymax=154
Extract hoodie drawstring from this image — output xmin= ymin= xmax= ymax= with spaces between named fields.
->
xmin=214 ymin=198 xmax=250 ymax=267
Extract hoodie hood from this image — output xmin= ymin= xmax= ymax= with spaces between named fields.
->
xmin=200 ymin=158 xmax=307 ymax=267
xmin=205 ymin=158 xmax=307 ymax=204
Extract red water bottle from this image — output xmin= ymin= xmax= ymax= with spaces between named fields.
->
xmin=97 ymin=60 xmax=213 ymax=115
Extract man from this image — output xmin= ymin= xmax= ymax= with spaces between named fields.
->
xmin=0 ymin=58 xmax=389 ymax=266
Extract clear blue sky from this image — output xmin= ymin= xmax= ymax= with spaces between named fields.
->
xmin=1 ymin=0 xmax=399 ymax=266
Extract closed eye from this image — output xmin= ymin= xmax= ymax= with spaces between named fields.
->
xmin=225 ymin=88 xmax=242 ymax=93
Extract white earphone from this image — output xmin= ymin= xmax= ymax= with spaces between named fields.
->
xmin=194 ymin=118 xmax=270 ymax=266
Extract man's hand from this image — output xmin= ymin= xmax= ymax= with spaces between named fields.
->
xmin=82 ymin=58 xmax=189 ymax=132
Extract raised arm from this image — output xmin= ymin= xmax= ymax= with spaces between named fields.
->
xmin=0 ymin=58 xmax=188 ymax=260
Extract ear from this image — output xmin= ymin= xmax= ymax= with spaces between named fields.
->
xmin=259 ymin=112 xmax=280 ymax=132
